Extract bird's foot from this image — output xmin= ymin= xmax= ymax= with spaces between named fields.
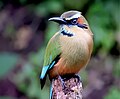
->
xmin=58 ymin=76 xmax=74 ymax=94
xmin=73 ymin=74 xmax=81 ymax=83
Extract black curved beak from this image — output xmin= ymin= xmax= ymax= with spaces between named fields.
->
xmin=48 ymin=17 xmax=67 ymax=24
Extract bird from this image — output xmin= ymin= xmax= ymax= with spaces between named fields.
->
xmin=40 ymin=10 xmax=93 ymax=90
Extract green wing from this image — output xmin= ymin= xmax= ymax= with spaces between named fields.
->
xmin=40 ymin=33 xmax=61 ymax=89
xmin=43 ymin=33 xmax=61 ymax=67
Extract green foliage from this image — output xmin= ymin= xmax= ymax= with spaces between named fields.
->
xmin=19 ymin=0 xmax=27 ymax=5
xmin=87 ymin=0 xmax=117 ymax=54
xmin=0 ymin=0 xmax=119 ymax=99
xmin=45 ymin=22 xmax=59 ymax=43
xmin=12 ymin=62 xmax=50 ymax=99
xmin=3 ymin=23 xmax=16 ymax=39
xmin=0 ymin=52 xmax=19 ymax=78
xmin=0 ymin=1 xmax=3 ymax=9
xmin=0 ymin=96 xmax=13 ymax=99
xmin=29 ymin=47 xmax=45 ymax=67
xmin=64 ymin=0 xmax=88 ymax=10
xmin=79 ymin=70 xmax=88 ymax=85
xmin=113 ymin=58 xmax=120 ymax=78
xmin=104 ymin=87 xmax=120 ymax=99
xmin=35 ymin=0 xmax=63 ymax=17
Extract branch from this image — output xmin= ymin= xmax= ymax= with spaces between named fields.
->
xmin=51 ymin=75 xmax=83 ymax=99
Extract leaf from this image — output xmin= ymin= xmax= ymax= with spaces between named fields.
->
xmin=0 ymin=52 xmax=19 ymax=78
xmin=29 ymin=47 xmax=45 ymax=67
xmin=104 ymin=87 xmax=120 ymax=99
xmin=86 ymin=1 xmax=117 ymax=54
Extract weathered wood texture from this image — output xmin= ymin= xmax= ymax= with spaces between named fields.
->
xmin=52 ymin=75 xmax=83 ymax=99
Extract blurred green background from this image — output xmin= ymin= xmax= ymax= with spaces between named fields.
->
xmin=0 ymin=0 xmax=119 ymax=99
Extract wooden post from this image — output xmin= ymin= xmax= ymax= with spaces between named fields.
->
xmin=51 ymin=75 xmax=83 ymax=99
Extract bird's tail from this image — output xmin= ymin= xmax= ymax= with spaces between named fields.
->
xmin=40 ymin=59 xmax=58 ymax=89
xmin=40 ymin=66 xmax=49 ymax=89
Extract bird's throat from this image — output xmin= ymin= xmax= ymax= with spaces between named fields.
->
xmin=60 ymin=27 xmax=74 ymax=37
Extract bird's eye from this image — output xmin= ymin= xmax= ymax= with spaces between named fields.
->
xmin=71 ymin=18 xmax=77 ymax=25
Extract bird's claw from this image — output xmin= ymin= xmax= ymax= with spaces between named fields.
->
xmin=58 ymin=76 xmax=74 ymax=94
xmin=73 ymin=74 xmax=81 ymax=83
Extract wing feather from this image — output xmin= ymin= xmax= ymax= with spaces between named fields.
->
xmin=40 ymin=33 xmax=61 ymax=89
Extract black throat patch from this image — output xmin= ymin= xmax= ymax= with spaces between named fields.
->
xmin=61 ymin=30 xmax=74 ymax=37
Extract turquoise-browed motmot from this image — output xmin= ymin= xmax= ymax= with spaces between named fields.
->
xmin=40 ymin=11 xmax=93 ymax=89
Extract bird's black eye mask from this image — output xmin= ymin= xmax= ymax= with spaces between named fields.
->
xmin=63 ymin=18 xmax=88 ymax=29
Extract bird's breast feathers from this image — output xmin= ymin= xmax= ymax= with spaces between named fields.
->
xmin=58 ymin=25 xmax=93 ymax=67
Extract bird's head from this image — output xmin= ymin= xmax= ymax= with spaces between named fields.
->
xmin=49 ymin=10 xmax=93 ymax=37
